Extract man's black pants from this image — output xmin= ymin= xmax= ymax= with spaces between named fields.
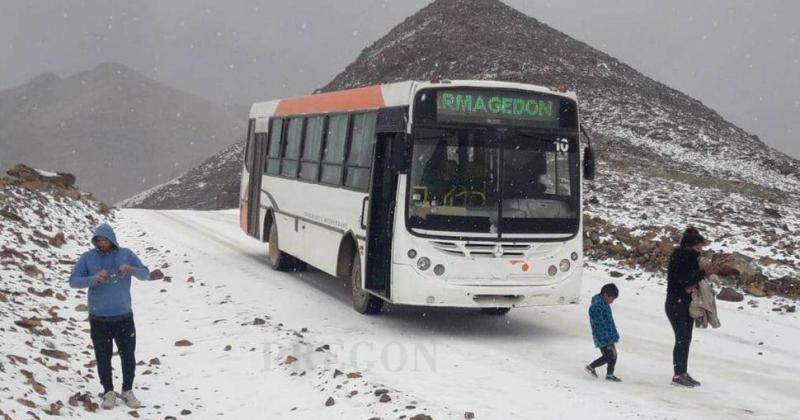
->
xmin=90 ymin=315 xmax=136 ymax=393
xmin=665 ymin=300 xmax=694 ymax=375
xmin=589 ymin=344 xmax=617 ymax=375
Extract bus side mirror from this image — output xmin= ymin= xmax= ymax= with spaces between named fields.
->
xmin=583 ymin=146 xmax=595 ymax=180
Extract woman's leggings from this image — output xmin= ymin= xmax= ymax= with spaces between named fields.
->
xmin=666 ymin=300 xmax=694 ymax=375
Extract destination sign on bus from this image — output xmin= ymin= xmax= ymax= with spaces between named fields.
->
xmin=435 ymin=89 xmax=560 ymax=125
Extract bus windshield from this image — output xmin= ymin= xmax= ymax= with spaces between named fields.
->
xmin=407 ymin=126 xmax=580 ymax=237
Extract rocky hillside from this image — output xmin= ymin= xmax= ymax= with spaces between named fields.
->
xmin=0 ymin=62 xmax=247 ymax=204
xmin=0 ymin=165 xmax=116 ymax=417
xmin=120 ymin=141 xmax=244 ymax=210
xmin=122 ymin=0 xmax=799 ymax=299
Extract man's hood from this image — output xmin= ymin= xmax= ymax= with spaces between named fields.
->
xmin=91 ymin=223 xmax=119 ymax=249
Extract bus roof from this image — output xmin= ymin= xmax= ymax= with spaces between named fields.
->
xmin=249 ymin=80 xmax=577 ymax=119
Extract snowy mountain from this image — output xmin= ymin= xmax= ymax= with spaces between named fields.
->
xmin=0 ymin=62 xmax=247 ymax=203
xmin=123 ymin=0 xmax=799 ymax=298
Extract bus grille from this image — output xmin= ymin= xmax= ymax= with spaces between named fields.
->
xmin=430 ymin=241 xmax=536 ymax=258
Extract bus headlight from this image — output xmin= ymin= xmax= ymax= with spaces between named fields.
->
xmin=560 ymin=259 xmax=571 ymax=272
xmin=417 ymin=257 xmax=431 ymax=271
xmin=571 ymin=252 xmax=579 ymax=261
xmin=548 ymin=265 xmax=558 ymax=276
xmin=408 ymin=249 xmax=418 ymax=259
xmin=433 ymin=264 xmax=445 ymax=276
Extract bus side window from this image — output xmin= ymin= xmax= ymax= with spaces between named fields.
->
xmin=300 ymin=116 xmax=324 ymax=182
xmin=321 ymin=114 xmax=349 ymax=185
xmin=345 ymin=112 xmax=377 ymax=191
xmin=281 ymin=117 xmax=304 ymax=178
xmin=244 ymin=118 xmax=255 ymax=171
xmin=266 ymin=118 xmax=283 ymax=175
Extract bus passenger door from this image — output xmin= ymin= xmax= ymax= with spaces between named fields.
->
xmin=247 ymin=124 xmax=267 ymax=238
xmin=363 ymin=133 xmax=401 ymax=298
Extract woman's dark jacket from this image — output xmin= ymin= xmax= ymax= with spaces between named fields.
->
xmin=666 ymin=247 xmax=705 ymax=303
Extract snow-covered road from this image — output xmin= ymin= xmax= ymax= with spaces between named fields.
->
xmin=114 ymin=209 xmax=799 ymax=419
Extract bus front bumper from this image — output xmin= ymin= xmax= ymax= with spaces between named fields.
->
xmin=388 ymin=263 xmax=583 ymax=308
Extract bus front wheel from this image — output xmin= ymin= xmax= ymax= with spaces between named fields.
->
xmin=480 ymin=307 xmax=511 ymax=316
xmin=351 ymin=254 xmax=383 ymax=315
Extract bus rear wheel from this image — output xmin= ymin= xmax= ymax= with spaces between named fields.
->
xmin=351 ymin=253 xmax=383 ymax=315
xmin=267 ymin=219 xmax=306 ymax=271
xmin=480 ymin=307 xmax=511 ymax=316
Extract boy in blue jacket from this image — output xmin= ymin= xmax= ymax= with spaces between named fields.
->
xmin=585 ymin=283 xmax=622 ymax=382
xmin=69 ymin=224 xmax=151 ymax=409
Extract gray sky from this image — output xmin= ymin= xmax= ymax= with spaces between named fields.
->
xmin=2 ymin=0 xmax=798 ymax=158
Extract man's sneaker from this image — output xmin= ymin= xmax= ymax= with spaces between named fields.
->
xmin=606 ymin=374 xmax=622 ymax=382
xmin=585 ymin=365 xmax=598 ymax=378
xmin=121 ymin=390 xmax=141 ymax=409
xmin=686 ymin=374 xmax=701 ymax=386
xmin=672 ymin=375 xmax=695 ymax=388
xmin=101 ymin=391 xmax=116 ymax=409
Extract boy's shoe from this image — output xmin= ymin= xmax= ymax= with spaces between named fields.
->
xmin=686 ymin=374 xmax=701 ymax=386
xmin=121 ymin=390 xmax=141 ymax=409
xmin=671 ymin=375 xmax=695 ymax=388
xmin=605 ymin=374 xmax=622 ymax=382
xmin=585 ymin=365 xmax=598 ymax=378
xmin=101 ymin=390 xmax=117 ymax=409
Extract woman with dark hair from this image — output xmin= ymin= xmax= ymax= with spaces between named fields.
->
xmin=666 ymin=227 xmax=709 ymax=387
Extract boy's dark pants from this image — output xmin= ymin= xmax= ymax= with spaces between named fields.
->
xmin=90 ymin=314 xmax=136 ymax=393
xmin=589 ymin=344 xmax=617 ymax=375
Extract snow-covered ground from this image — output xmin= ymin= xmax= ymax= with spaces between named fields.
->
xmin=31 ymin=208 xmax=791 ymax=420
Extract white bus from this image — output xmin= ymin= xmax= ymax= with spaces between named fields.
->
xmin=240 ymin=80 xmax=595 ymax=315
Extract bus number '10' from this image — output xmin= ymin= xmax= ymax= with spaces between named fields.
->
xmin=556 ymin=138 xmax=570 ymax=152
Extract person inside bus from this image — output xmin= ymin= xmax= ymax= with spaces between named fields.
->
xmin=420 ymin=138 xmax=455 ymax=204
xmin=459 ymin=147 xmax=489 ymax=206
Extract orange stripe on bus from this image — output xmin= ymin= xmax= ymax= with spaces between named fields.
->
xmin=274 ymin=85 xmax=385 ymax=116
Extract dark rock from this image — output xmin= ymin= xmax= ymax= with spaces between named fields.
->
xmin=0 ymin=209 xmax=24 ymax=224
xmin=379 ymin=393 xmax=392 ymax=403
xmin=149 ymin=269 xmax=165 ymax=280
xmin=40 ymin=349 xmax=70 ymax=361
xmin=253 ymin=317 xmax=266 ymax=325
xmin=49 ymin=232 xmax=67 ymax=247
xmin=717 ymin=287 xmax=744 ymax=302
xmin=746 ymin=284 xmax=767 ymax=297
xmin=174 ymin=339 xmax=193 ymax=347
xmin=609 ymin=271 xmax=624 ymax=278
xmin=325 ymin=397 xmax=335 ymax=407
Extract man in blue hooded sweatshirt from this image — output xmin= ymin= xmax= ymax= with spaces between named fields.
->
xmin=69 ymin=223 xmax=151 ymax=410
